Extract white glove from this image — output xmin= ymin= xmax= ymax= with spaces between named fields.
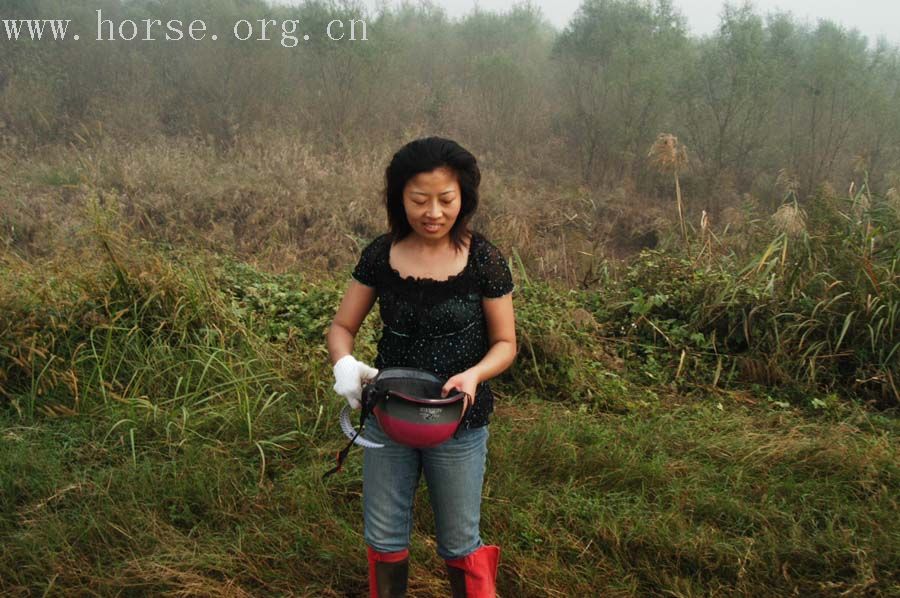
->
xmin=333 ymin=355 xmax=379 ymax=410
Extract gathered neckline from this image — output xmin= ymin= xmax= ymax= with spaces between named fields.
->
xmin=387 ymin=231 xmax=478 ymax=285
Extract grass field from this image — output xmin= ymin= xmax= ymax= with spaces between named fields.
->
xmin=0 ymin=236 xmax=900 ymax=597
xmin=1 ymin=139 xmax=898 ymax=596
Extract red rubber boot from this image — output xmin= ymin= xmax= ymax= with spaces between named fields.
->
xmin=367 ymin=546 xmax=410 ymax=598
xmin=444 ymin=545 xmax=500 ymax=598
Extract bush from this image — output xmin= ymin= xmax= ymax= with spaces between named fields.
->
xmin=597 ymin=185 xmax=899 ymax=408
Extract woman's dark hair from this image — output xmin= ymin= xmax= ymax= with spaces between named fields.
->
xmin=383 ymin=136 xmax=480 ymax=253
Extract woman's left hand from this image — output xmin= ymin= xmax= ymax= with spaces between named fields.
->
xmin=442 ymin=369 xmax=479 ymax=413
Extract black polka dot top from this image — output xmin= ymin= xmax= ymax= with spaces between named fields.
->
xmin=351 ymin=230 xmax=515 ymax=429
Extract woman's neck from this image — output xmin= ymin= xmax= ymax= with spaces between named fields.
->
xmin=407 ymin=233 xmax=453 ymax=253
xmin=405 ymin=229 xmax=473 ymax=254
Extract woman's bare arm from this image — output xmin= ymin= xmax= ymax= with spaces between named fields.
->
xmin=471 ymin=293 xmax=517 ymax=383
xmin=326 ymin=280 xmax=377 ymax=365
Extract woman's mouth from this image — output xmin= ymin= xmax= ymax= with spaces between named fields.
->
xmin=423 ymin=223 xmax=442 ymax=232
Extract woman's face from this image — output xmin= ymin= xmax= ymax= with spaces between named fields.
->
xmin=402 ymin=167 xmax=462 ymax=241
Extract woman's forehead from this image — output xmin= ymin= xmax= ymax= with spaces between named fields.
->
xmin=406 ymin=167 xmax=459 ymax=192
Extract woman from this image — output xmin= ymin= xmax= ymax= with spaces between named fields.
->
xmin=326 ymin=136 xmax=516 ymax=598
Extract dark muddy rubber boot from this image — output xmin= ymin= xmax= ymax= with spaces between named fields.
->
xmin=367 ymin=545 xmax=409 ymax=598
xmin=444 ymin=545 xmax=500 ymax=598
xmin=447 ymin=563 xmax=468 ymax=598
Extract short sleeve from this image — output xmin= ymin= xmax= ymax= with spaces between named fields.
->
xmin=351 ymin=235 xmax=384 ymax=288
xmin=477 ymin=238 xmax=515 ymax=298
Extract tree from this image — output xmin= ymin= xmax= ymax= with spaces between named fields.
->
xmin=676 ymin=3 xmax=780 ymax=202
xmin=552 ymin=0 xmax=687 ymax=187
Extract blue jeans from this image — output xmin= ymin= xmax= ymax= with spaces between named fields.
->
xmin=362 ymin=413 xmax=490 ymax=560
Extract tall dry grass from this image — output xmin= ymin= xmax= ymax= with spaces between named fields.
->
xmin=1 ymin=132 xmax=672 ymax=289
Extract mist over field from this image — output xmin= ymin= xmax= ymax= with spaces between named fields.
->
xmin=1 ymin=1 xmax=898 ymax=596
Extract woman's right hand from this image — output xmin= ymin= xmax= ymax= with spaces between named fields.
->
xmin=332 ymin=355 xmax=379 ymax=410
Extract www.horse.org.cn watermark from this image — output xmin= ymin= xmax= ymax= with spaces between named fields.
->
xmin=2 ymin=9 xmax=368 ymax=47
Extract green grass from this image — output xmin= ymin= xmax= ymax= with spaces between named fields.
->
xmin=1 ymin=396 xmax=896 ymax=596
xmin=1 ymin=239 xmax=898 ymax=596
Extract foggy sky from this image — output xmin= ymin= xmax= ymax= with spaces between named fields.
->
xmin=357 ymin=0 xmax=900 ymax=46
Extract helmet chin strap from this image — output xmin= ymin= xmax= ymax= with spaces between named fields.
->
xmin=323 ymin=387 xmax=385 ymax=479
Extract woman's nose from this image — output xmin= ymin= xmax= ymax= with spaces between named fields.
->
xmin=426 ymin=201 xmax=441 ymax=217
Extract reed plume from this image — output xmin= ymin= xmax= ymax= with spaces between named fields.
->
xmin=648 ymin=133 xmax=689 ymax=245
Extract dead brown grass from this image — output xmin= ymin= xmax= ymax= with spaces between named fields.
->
xmin=3 ymin=133 xmax=683 ymax=291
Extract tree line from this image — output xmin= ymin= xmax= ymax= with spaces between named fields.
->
xmin=2 ymin=0 xmax=899 ymax=208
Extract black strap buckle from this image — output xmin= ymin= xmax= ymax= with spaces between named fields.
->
xmin=322 ymin=386 xmax=384 ymax=479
